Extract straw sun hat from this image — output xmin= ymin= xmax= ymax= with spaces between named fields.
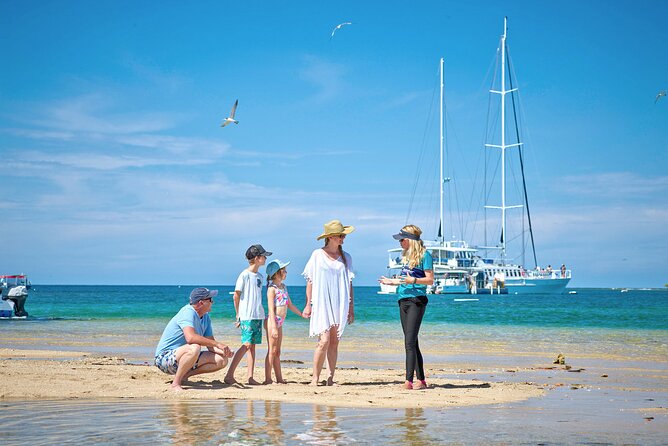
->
xmin=316 ymin=219 xmax=355 ymax=240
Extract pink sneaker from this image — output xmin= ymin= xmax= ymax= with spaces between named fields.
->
xmin=413 ymin=380 xmax=428 ymax=390
xmin=402 ymin=380 xmax=413 ymax=390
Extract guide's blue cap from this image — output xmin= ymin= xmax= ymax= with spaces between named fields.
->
xmin=189 ymin=287 xmax=218 ymax=304
xmin=392 ymin=230 xmax=420 ymax=241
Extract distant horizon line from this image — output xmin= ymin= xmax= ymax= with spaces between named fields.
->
xmin=23 ymin=284 xmax=667 ymax=290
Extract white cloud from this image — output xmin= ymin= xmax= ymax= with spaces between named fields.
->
xmin=37 ymin=94 xmax=177 ymax=134
xmin=299 ymin=55 xmax=347 ymax=103
xmin=122 ymin=56 xmax=190 ymax=93
xmin=115 ymin=134 xmax=229 ymax=157
xmin=19 ymin=151 xmax=202 ymax=170
xmin=558 ymin=172 xmax=668 ymax=199
xmin=3 ymin=93 xmax=231 ymax=170
xmin=4 ymin=128 xmax=78 ymax=141
xmin=378 ymin=91 xmax=426 ymax=110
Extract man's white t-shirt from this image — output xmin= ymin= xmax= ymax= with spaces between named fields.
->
xmin=234 ymin=269 xmax=266 ymax=320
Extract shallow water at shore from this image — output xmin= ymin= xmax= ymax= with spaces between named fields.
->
xmin=2 ymin=317 xmax=666 ymax=368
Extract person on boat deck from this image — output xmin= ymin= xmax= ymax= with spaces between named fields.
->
xmin=379 ymin=225 xmax=434 ymax=390
xmin=302 ymin=219 xmax=356 ymax=386
xmin=469 ymin=274 xmax=478 ymax=295
xmin=154 ymin=287 xmax=233 ymax=391
xmin=493 ymin=271 xmax=505 ymax=288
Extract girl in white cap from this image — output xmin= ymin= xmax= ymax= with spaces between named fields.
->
xmin=302 ymin=219 xmax=355 ymax=386
xmin=263 ymin=259 xmax=306 ymax=384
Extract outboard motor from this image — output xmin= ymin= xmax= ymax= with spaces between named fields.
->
xmin=5 ymin=285 xmax=29 ymax=317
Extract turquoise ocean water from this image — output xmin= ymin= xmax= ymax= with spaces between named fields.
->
xmin=2 ymin=286 xmax=667 ymax=444
xmin=5 ymin=285 xmax=668 ymax=363
xmin=15 ymin=285 xmax=668 ymax=329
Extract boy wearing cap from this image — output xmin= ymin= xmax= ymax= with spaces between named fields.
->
xmin=155 ymin=287 xmax=234 ymax=391
xmin=224 ymin=244 xmax=271 ymax=385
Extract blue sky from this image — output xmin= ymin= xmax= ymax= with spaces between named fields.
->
xmin=1 ymin=0 xmax=666 ymax=287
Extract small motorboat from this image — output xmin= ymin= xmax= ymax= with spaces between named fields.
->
xmin=0 ymin=274 xmax=30 ymax=317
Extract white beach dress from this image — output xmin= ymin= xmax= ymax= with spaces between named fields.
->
xmin=302 ymin=248 xmax=355 ymax=338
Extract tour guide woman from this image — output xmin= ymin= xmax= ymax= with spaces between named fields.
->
xmin=379 ymin=225 xmax=434 ymax=390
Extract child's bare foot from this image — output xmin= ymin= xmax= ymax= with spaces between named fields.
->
xmin=310 ymin=379 xmax=321 ymax=386
xmin=170 ymin=383 xmax=185 ymax=392
xmin=262 ymin=379 xmax=273 ymax=385
xmin=223 ymin=376 xmax=238 ymax=385
xmin=277 ymin=379 xmax=288 ymax=384
xmin=247 ymin=377 xmax=261 ymax=385
xmin=326 ymin=376 xmax=337 ymax=386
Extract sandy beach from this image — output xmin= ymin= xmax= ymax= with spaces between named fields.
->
xmin=0 ymin=348 xmax=544 ymax=408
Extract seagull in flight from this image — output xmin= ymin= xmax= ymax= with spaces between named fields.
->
xmin=656 ymin=90 xmax=666 ymax=104
xmin=221 ymin=99 xmax=239 ymax=127
xmin=331 ymin=22 xmax=352 ymax=38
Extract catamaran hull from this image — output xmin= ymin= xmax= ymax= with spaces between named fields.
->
xmin=378 ymin=284 xmax=470 ymax=295
xmin=503 ymin=277 xmax=570 ymax=294
xmin=379 ymin=277 xmax=570 ymax=295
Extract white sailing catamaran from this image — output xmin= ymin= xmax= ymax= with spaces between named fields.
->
xmin=380 ymin=18 xmax=571 ymax=295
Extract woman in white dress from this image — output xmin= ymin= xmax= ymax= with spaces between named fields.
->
xmin=302 ymin=219 xmax=355 ymax=386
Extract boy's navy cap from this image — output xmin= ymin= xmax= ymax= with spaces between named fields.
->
xmin=189 ymin=287 xmax=218 ymax=304
xmin=245 ymin=244 xmax=273 ymax=260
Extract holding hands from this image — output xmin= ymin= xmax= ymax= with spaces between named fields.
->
xmin=302 ymin=303 xmax=312 ymax=318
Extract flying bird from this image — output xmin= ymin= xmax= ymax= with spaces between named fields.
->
xmin=221 ymin=99 xmax=239 ymax=127
xmin=331 ymin=22 xmax=352 ymax=38
xmin=656 ymin=90 xmax=667 ymax=104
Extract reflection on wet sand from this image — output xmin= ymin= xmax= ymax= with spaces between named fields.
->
xmin=264 ymin=400 xmax=285 ymax=444
xmin=159 ymin=399 xmax=287 ymax=443
xmin=296 ymin=404 xmax=356 ymax=444
xmin=155 ymin=401 xmax=438 ymax=444
xmin=162 ymin=400 xmax=231 ymax=444
xmin=396 ymin=407 xmax=437 ymax=444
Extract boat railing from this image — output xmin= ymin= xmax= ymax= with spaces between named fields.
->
xmin=525 ymin=269 xmax=571 ymax=279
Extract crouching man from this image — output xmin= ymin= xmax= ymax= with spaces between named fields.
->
xmin=155 ymin=287 xmax=234 ymax=391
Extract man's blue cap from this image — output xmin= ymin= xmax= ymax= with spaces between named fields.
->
xmin=189 ymin=287 xmax=218 ymax=304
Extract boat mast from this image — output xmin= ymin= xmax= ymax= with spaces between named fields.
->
xmin=501 ymin=19 xmax=508 ymax=260
xmin=439 ymin=57 xmax=444 ymax=244
xmin=485 ymin=17 xmax=522 ymax=263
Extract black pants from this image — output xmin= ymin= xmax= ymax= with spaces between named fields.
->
xmin=398 ymin=296 xmax=428 ymax=382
